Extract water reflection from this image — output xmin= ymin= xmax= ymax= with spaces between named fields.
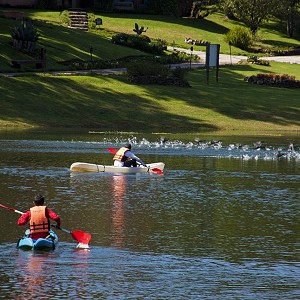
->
xmin=111 ymin=175 xmax=126 ymax=248
xmin=15 ymin=251 xmax=55 ymax=298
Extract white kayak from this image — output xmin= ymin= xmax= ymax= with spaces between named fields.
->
xmin=70 ymin=162 xmax=165 ymax=174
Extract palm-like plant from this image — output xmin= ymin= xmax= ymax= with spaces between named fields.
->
xmin=11 ymin=20 xmax=40 ymax=52
xmin=133 ymin=23 xmax=148 ymax=35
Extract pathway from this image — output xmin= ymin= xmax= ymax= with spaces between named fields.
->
xmin=169 ymin=46 xmax=300 ymax=65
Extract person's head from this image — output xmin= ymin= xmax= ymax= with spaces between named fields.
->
xmin=34 ymin=194 xmax=45 ymax=206
xmin=124 ymin=143 xmax=132 ymax=150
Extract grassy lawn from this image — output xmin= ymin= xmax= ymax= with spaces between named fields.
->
xmin=1 ymin=62 xmax=299 ymax=134
xmin=1 ymin=8 xmax=300 ymax=72
xmin=0 ymin=9 xmax=300 ymax=134
xmin=0 ymin=11 xmax=147 ymax=72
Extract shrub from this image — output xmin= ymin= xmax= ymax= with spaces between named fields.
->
xmin=247 ymin=55 xmax=270 ymax=66
xmin=224 ymin=26 xmax=252 ymax=50
xmin=126 ymin=61 xmax=169 ymax=77
xmin=171 ymin=67 xmax=188 ymax=80
xmin=59 ymin=10 xmax=70 ymax=27
xmin=126 ymin=61 xmax=190 ymax=87
xmin=154 ymin=51 xmax=199 ymax=64
xmin=112 ymin=33 xmax=164 ymax=55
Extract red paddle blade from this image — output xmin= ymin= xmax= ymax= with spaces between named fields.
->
xmin=107 ymin=147 xmax=117 ymax=154
xmin=151 ymin=168 xmax=164 ymax=174
xmin=71 ymin=230 xmax=91 ymax=244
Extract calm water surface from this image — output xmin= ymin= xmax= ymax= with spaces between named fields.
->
xmin=0 ymin=130 xmax=299 ymax=299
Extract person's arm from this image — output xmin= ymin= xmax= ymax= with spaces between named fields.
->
xmin=126 ymin=151 xmax=147 ymax=167
xmin=17 ymin=211 xmax=30 ymax=226
xmin=47 ymin=209 xmax=61 ymax=228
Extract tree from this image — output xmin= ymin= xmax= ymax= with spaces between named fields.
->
xmin=178 ymin=0 xmax=194 ymax=16
xmin=148 ymin=0 xmax=179 ymax=15
xmin=273 ymin=0 xmax=300 ymax=37
xmin=219 ymin=0 xmax=277 ymax=34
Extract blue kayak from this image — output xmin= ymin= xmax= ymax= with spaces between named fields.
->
xmin=17 ymin=229 xmax=59 ymax=251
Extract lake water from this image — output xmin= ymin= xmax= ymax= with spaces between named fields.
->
xmin=0 ymin=130 xmax=299 ymax=299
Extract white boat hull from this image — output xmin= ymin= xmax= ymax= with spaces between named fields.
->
xmin=70 ymin=162 xmax=165 ymax=174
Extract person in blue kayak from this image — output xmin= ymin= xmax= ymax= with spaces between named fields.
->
xmin=17 ymin=195 xmax=61 ymax=240
xmin=113 ymin=144 xmax=147 ymax=167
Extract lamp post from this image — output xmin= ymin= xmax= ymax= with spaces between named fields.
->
xmin=90 ymin=46 xmax=93 ymax=73
xmin=190 ymin=46 xmax=193 ymax=69
xmin=229 ymin=42 xmax=232 ymax=65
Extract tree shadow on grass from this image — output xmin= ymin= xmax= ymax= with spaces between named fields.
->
xmin=0 ymin=75 xmax=217 ymax=132
xmin=260 ymin=39 xmax=300 ymax=49
xmin=1 ymin=64 xmax=299 ymax=132
xmin=140 ymin=64 xmax=300 ymax=128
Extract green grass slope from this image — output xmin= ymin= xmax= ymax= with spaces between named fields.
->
xmin=1 ymin=62 xmax=299 ymax=133
xmin=1 ymin=9 xmax=300 ymax=134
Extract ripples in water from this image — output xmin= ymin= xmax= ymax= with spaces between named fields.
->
xmin=0 ymin=242 xmax=299 ymax=299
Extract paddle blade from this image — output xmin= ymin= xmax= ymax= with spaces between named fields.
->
xmin=151 ymin=168 xmax=164 ymax=175
xmin=107 ymin=147 xmax=117 ymax=154
xmin=71 ymin=230 xmax=91 ymax=244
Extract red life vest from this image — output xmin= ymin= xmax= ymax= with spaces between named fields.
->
xmin=113 ymin=147 xmax=129 ymax=162
xmin=30 ymin=206 xmax=50 ymax=234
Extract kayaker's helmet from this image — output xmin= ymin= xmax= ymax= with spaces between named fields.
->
xmin=124 ymin=143 xmax=132 ymax=150
xmin=34 ymin=194 xmax=45 ymax=206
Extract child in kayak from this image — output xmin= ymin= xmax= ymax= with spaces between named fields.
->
xmin=17 ymin=195 xmax=61 ymax=240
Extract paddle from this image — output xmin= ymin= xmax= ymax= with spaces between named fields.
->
xmin=51 ymin=225 xmax=91 ymax=246
xmin=107 ymin=147 xmax=164 ymax=174
xmin=0 ymin=203 xmax=91 ymax=246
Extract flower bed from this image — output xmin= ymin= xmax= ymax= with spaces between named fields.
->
xmin=244 ymin=73 xmax=300 ymax=88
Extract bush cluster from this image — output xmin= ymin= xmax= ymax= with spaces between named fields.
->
xmin=245 ymin=73 xmax=300 ymax=88
xmin=224 ymin=26 xmax=252 ymax=50
xmin=126 ymin=61 xmax=190 ymax=87
xmin=154 ymin=51 xmax=199 ymax=64
xmin=246 ymin=56 xmax=270 ymax=66
xmin=111 ymin=33 xmax=165 ymax=55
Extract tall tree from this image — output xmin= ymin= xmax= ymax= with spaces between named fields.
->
xmin=219 ymin=0 xmax=277 ymax=34
xmin=178 ymin=0 xmax=194 ymax=16
xmin=273 ymin=0 xmax=300 ymax=37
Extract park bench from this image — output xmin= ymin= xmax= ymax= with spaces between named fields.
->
xmin=11 ymin=59 xmax=45 ymax=69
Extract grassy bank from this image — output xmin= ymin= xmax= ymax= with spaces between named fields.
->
xmin=1 ymin=9 xmax=300 ymax=73
xmin=1 ymin=9 xmax=300 ymax=134
xmin=1 ymin=62 xmax=299 ymax=134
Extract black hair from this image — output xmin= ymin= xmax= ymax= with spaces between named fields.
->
xmin=34 ymin=194 xmax=45 ymax=206
xmin=124 ymin=143 xmax=132 ymax=150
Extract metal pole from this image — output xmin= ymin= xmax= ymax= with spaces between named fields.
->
xmin=90 ymin=46 xmax=93 ymax=73
xmin=205 ymin=43 xmax=210 ymax=84
xmin=190 ymin=46 xmax=193 ymax=69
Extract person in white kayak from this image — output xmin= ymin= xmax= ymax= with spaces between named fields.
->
xmin=113 ymin=144 xmax=147 ymax=167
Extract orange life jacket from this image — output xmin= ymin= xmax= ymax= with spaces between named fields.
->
xmin=113 ymin=147 xmax=129 ymax=162
xmin=30 ymin=206 xmax=50 ymax=234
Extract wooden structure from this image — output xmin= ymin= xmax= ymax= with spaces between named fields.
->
xmin=68 ymin=10 xmax=88 ymax=31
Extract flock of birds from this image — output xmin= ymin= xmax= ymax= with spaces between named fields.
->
xmin=155 ymin=136 xmax=299 ymax=160
xmin=114 ymin=135 xmax=299 ymax=161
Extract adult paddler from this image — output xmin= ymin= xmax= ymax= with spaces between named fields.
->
xmin=113 ymin=144 xmax=147 ymax=167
